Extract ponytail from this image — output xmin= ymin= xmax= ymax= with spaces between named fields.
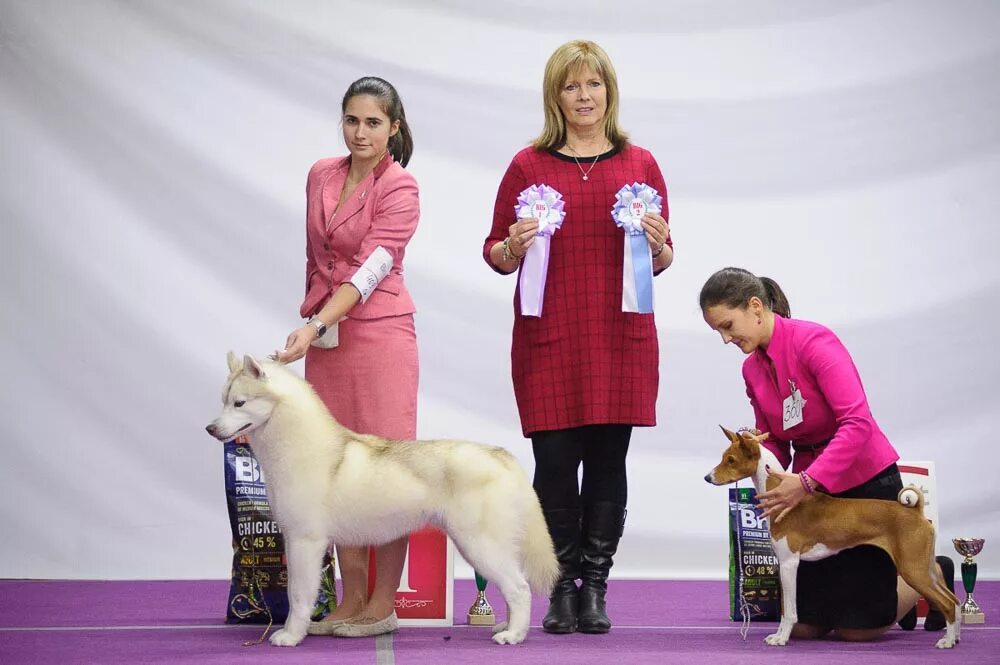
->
xmin=760 ymin=277 xmax=790 ymax=318
xmin=387 ymin=114 xmax=413 ymax=168
xmin=699 ymin=267 xmax=791 ymax=317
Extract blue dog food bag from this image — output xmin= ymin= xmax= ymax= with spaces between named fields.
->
xmin=224 ymin=436 xmax=336 ymax=623
xmin=729 ymin=487 xmax=781 ymax=621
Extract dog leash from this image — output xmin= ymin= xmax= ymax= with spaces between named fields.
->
xmin=734 ymin=479 xmax=751 ymax=641
xmin=229 ymin=537 xmax=274 ymax=646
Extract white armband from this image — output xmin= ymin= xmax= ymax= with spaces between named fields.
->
xmin=349 ymin=246 xmax=394 ymax=303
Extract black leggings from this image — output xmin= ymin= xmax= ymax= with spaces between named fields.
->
xmin=530 ymin=424 xmax=632 ymax=511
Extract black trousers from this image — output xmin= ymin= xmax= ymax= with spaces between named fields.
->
xmin=796 ymin=463 xmax=903 ymax=629
xmin=530 ymin=424 xmax=632 ymax=511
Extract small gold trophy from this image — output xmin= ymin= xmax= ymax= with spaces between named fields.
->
xmin=952 ymin=537 xmax=986 ymax=624
xmin=467 ymin=572 xmax=495 ymax=626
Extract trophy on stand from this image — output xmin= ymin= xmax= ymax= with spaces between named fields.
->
xmin=467 ymin=572 xmax=495 ymax=626
xmin=952 ymin=537 xmax=986 ymax=624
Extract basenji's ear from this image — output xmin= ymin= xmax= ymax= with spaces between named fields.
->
xmin=720 ymin=425 xmax=740 ymax=445
xmin=227 ymin=350 xmax=241 ymax=374
xmin=242 ymin=354 xmax=266 ymax=380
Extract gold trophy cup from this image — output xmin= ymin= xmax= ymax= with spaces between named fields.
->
xmin=467 ymin=572 xmax=496 ymax=626
xmin=952 ymin=537 xmax=986 ymax=624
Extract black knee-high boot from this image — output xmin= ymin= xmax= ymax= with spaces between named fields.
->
xmin=542 ymin=508 xmax=582 ymax=634
xmin=577 ymin=502 xmax=626 ymax=634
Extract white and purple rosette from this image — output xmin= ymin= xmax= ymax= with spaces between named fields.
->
xmin=515 ymin=184 xmax=566 ymax=317
xmin=612 ymin=182 xmax=662 ymax=313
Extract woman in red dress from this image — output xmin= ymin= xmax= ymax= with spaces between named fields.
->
xmin=483 ymin=40 xmax=674 ymax=634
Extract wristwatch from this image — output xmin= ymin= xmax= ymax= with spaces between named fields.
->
xmin=308 ymin=318 xmax=327 ymax=339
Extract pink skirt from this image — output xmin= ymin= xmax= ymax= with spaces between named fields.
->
xmin=305 ymin=314 xmax=418 ymax=440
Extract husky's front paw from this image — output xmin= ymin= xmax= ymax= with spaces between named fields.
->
xmin=764 ymin=632 xmax=789 ymax=646
xmin=269 ymin=628 xmax=306 ymax=647
xmin=491 ymin=621 xmax=508 ymax=635
xmin=492 ymin=629 xmax=526 ymax=645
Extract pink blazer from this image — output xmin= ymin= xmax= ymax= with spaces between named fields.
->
xmin=742 ymin=315 xmax=899 ymax=494
xmin=299 ymin=154 xmax=419 ymax=320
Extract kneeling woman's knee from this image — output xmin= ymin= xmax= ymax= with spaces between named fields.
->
xmin=837 ymin=626 xmax=891 ymax=642
xmin=791 ymin=624 xmax=830 ymax=640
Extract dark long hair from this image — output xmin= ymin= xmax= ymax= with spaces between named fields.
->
xmin=699 ymin=267 xmax=791 ymax=318
xmin=342 ymin=76 xmax=413 ymax=167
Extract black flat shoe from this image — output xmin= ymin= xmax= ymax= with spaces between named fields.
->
xmin=898 ymin=605 xmax=917 ymax=631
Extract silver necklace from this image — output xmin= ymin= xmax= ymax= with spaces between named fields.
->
xmin=567 ymin=142 xmax=607 ymax=181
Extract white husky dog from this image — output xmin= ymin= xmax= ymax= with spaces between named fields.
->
xmin=206 ymin=352 xmax=558 ymax=646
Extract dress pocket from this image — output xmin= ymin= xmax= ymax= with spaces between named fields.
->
xmin=519 ymin=318 xmax=565 ymax=347
xmin=623 ymin=312 xmax=655 ymax=340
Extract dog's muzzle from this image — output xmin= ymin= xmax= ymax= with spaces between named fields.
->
xmin=205 ymin=422 xmax=250 ymax=441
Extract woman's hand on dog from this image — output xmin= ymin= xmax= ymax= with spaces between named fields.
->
xmin=273 ymin=326 xmax=314 ymax=364
xmin=757 ymin=467 xmax=807 ymax=523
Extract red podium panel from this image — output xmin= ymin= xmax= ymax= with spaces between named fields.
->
xmin=367 ymin=527 xmax=453 ymax=625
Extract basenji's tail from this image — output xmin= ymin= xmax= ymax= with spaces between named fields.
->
xmin=897 ymin=485 xmax=925 ymax=512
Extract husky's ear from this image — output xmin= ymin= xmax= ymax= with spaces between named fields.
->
xmin=227 ymin=351 xmax=241 ymax=374
xmin=242 ymin=354 xmax=266 ymax=379
xmin=720 ymin=425 xmax=740 ymax=445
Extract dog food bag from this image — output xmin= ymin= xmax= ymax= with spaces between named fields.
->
xmin=224 ymin=436 xmax=336 ymax=623
xmin=728 ymin=487 xmax=781 ymax=621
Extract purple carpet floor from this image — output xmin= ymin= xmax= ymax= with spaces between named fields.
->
xmin=0 ymin=579 xmax=995 ymax=664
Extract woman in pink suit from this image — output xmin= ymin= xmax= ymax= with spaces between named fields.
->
xmin=275 ymin=77 xmax=419 ymax=638
xmin=700 ymin=266 xmax=954 ymax=641
xmin=483 ymin=40 xmax=674 ymax=635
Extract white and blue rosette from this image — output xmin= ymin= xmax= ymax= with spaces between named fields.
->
xmin=515 ymin=184 xmax=566 ymax=317
xmin=612 ymin=182 xmax=662 ymax=313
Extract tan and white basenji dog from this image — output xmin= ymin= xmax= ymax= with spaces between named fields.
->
xmin=705 ymin=426 xmax=959 ymax=649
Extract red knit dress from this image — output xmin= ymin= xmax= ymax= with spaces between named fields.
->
xmin=483 ymin=144 xmax=671 ymax=436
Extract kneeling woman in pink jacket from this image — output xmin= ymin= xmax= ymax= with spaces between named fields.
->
xmin=700 ymin=267 xmax=953 ymax=641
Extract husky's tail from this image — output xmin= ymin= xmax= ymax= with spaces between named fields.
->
xmin=521 ymin=495 xmax=560 ymax=596
xmin=897 ymin=485 xmax=925 ymax=512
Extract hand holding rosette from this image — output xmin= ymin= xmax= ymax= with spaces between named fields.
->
xmin=515 ymin=184 xmax=566 ymax=317
xmin=612 ymin=183 xmax=662 ymax=313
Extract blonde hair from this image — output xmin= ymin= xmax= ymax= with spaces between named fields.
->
xmin=532 ymin=40 xmax=629 ymax=152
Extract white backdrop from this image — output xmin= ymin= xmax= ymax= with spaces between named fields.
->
xmin=3 ymin=0 xmax=999 ymax=581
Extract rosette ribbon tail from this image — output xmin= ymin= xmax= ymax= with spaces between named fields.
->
xmin=514 ymin=183 xmax=565 ymax=317
xmin=612 ymin=182 xmax=660 ymax=313
xmin=623 ymin=232 xmax=654 ymax=313
xmin=519 ymin=235 xmax=552 ymax=317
